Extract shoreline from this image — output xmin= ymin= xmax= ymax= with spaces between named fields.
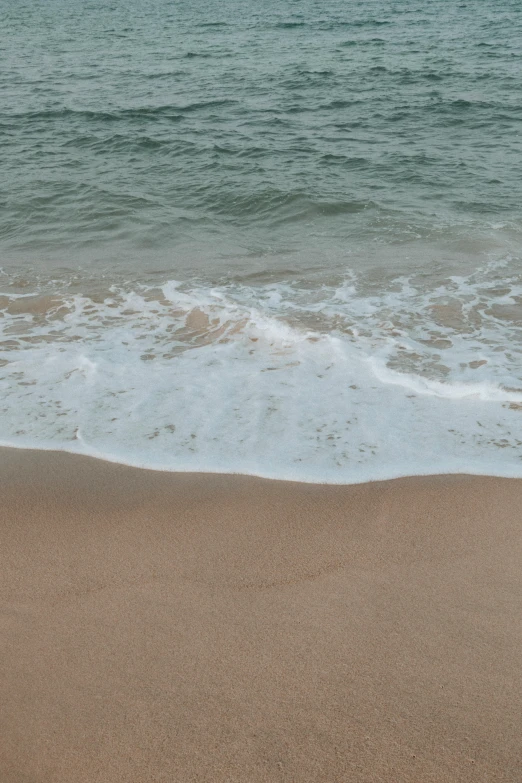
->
xmin=2 ymin=439 xmax=522 ymax=485
xmin=2 ymin=447 xmax=522 ymax=782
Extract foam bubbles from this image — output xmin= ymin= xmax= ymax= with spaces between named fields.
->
xmin=1 ymin=262 xmax=521 ymax=482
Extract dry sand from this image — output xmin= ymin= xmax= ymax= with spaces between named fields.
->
xmin=1 ymin=447 xmax=521 ymax=782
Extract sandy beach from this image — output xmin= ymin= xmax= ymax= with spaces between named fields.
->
xmin=1 ymin=447 xmax=521 ymax=782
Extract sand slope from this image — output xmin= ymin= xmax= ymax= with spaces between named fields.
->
xmin=1 ymin=449 xmax=521 ymax=782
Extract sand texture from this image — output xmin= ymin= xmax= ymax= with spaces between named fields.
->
xmin=1 ymin=448 xmax=521 ymax=782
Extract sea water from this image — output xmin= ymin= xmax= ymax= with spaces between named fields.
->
xmin=1 ymin=0 xmax=521 ymax=482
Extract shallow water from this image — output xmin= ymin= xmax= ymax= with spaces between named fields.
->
xmin=1 ymin=0 xmax=521 ymax=480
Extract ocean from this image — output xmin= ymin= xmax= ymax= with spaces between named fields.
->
xmin=1 ymin=0 xmax=521 ymax=481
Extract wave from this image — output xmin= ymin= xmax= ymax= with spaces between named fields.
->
xmin=0 ymin=261 xmax=521 ymax=483
xmin=274 ymin=21 xmax=307 ymax=29
xmin=5 ymin=100 xmax=238 ymax=123
xmin=196 ymin=21 xmax=229 ymax=28
xmin=368 ymin=359 xmax=522 ymax=403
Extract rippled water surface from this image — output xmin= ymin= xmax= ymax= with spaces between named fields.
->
xmin=1 ymin=0 xmax=521 ymax=480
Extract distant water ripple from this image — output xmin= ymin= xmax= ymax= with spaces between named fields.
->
xmin=1 ymin=0 xmax=521 ymax=269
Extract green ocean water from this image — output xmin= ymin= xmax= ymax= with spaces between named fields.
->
xmin=1 ymin=0 xmax=522 ymax=480
xmin=2 ymin=0 xmax=522 ymax=281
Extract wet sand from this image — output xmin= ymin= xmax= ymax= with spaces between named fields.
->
xmin=1 ymin=448 xmax=521 ymax=782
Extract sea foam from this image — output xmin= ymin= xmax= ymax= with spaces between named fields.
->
xmin=0 ymin=263 xmax=521 ymax=483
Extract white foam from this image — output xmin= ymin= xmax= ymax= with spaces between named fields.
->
xmin=1 ymin=262 xmax=521 ymax=483
xmin=367 ymin=359 xmax=522 ymax=402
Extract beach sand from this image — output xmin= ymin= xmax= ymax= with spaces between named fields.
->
xmin=1 ymin=447 xmax=521 ymax=782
